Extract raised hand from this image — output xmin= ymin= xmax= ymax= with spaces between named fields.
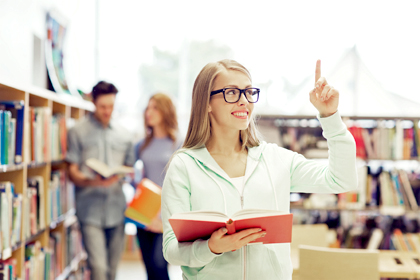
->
xmin=309 ymin=60 xmax=339 ymax=117
xmin=208 ymin=227 xmax=266 ymax=254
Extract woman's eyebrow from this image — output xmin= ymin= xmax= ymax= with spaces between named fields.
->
xmin=224 ymin=84 xmax=253 ymax=88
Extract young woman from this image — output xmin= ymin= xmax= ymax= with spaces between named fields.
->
xmin=134 ymin=93 xmax=181 ymax=280
xmin=161 ymin=59 xmax=357 ymax=279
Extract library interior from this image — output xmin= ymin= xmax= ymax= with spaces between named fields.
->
xmin=1 ymin=1 xmax=420 ymax=280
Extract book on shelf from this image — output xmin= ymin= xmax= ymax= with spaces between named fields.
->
xmin=85 ymin=158 xmax=134 ymax=178
xmin=169 ymin=209 xmax=293 ymax=244
xmin=0 ymin=181 xmax=13 ymax=251
xmin=27 ymin=176 xmax=46 ymax=231
xmin=0 ymin=100 xmax=24 ymax=164
xmin=0 ymin=181 xmax=21 ymax=252
xmin=51 ymin=114 xmax=67 ymax=161
xmin=366 ymin=228 xmax=384 ymax=250
xmin=125 ymin=178 xmax=161 ymax=228
xmin=28 ymin=107 xmax=52 ymax=163
xmin=0 ymin=258 xmax=17 ymax=280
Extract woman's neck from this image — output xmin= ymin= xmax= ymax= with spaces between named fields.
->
xmin=153 ymin=124 xmax=168 ymax=139
xmin=206 ymin=128 xmax=242 ymax=156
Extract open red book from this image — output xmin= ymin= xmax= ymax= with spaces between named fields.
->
xmin=169 ymin=209 xmax=293 ymax=244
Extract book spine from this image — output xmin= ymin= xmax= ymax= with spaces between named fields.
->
xmin=226 ymin=219 xmax=236 ymax=234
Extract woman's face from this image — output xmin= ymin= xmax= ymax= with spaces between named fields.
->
xmin=209 ymin=69 xmax=254 ymax=132
xmin=145 ymin=99 xmax=163 ymax=127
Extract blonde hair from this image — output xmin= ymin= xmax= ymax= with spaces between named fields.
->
xmin=183 ymin=59 xmax=261 ymax=150
xmin=141 ymin=93 xmax=178 ymax=153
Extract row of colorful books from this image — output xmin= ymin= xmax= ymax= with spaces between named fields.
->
xmin=0 ymin=170 xmax=75 ymax=254
xmin=390 ymin=229 xmax=420 ymax=252
xmin=64 ymin=223 xmax=84 ymax=269
xmin=49 ymin=170 xmax=75 ymax=222
xmin=23 ymin=225 xmax=85 ymax=280
xmin=0 ymin=181 xmax=22 ymax=253
xmin=348 ymin=122 xmax=419 ymax=160
xmin=25 ymin=176 xmax=46 ymax=239
xmin=337 ymin=167 xmax=419 ymax=214
xmin=28 ymin=107 xmax=68 ymax=163
xmin=275 ymin=121 xmax=420 ymax=160
xmin=0 ymin=101 xmax=24 ymax=166
xmin=0 ymin=100 xmax=68 ymax=166
xmin=0 ymin=257 xmax=17 ymax=279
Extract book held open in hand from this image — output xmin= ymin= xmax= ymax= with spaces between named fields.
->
xmin=169 ymin=209 xmax=293 ymax=244
xmin=125 ymin=178 xmax=162 ymax=228
xmin=85 ymin=158 xmax=134 ymax=178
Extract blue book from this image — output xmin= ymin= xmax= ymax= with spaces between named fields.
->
xmin=0 ymin=101 xmax=24 ymax=164
xmin=0 ymin=110 xmax=3 ymax=165
xmin=2 ymin=111 xmax=11 ymax=165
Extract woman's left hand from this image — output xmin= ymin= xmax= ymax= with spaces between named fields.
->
xmin=309 ymin=60 xmax=339 ymax=118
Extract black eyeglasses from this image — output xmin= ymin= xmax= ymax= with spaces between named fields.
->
xmin=210 ymin=87 xmax=260 ymax=103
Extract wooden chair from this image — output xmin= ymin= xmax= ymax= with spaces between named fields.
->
xmin=291 ymin=224 xmax=329 ymax=280
xmin=291 ymin=224 xmax=329 ymax=250
xmin=298 ymin=245 xmax=379 ymax=280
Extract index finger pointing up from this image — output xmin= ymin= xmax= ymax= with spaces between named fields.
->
xmin=315 ymin=59 xmax=321 ymax=84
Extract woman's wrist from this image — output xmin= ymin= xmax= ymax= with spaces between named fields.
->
xmin=319 ymin=110 xmax=337 ymax=118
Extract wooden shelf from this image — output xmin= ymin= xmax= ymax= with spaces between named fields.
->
xmin=25 ymin=229 xmax=47 ymax=245
xmin=0 ymin=81 xmax=93 ymax=279
xmin=0 ymin=164 xmax=24 ymax=173
xmin=55 ymin=252 xmax=87 ymax=280
xmin=50 ymin=209 xmax=77 ymax=230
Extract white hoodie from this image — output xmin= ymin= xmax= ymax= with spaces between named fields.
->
xmin=161 ymin=111 xmax=358 ymax=280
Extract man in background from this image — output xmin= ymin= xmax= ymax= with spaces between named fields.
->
xmin=66 ymin=81 xmax=135 ymax=280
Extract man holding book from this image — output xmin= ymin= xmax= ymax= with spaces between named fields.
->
xmin=66 ymin=81 xmax=135 ymax=280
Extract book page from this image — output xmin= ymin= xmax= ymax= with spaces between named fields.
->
xmin=232 ymin=208 xmax=288 ymax=220
xmin=170 ymin=210 xmax=229 ymax=223
xmin=86 ymin=158 xmax=134 ymax=178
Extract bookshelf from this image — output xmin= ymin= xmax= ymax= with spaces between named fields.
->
xmin=257 ymin=113 xmax=420 ymax=250
xmin=0 ymin=81 xmax=93 ymax=279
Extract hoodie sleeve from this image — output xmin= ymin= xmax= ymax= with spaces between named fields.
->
xmin=289 ymin=111 xmax=358 ymax=193
xmin=161 ymin=154 xmax=221 ymax=267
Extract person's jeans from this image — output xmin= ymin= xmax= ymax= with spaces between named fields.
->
xmin=80 ymin=223 xmax=125 ymax=280
xmin=137 ymin=227 xmax=170 ymax=280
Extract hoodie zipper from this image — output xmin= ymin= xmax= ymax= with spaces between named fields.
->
xmin=198 ymin=156 xmax=261 ymax=280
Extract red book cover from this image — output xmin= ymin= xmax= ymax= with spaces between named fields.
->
xmin=169 ymin=209 xmax=293 ymax=244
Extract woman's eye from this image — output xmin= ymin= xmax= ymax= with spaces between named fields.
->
xmin=226 ymin=89 xmax=237 ymax=95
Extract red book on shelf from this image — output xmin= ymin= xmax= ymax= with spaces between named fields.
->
xmin=169 ymin=209 xmax=293 ymax=244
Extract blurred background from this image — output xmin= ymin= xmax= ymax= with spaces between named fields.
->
xmin=2 ymin=0 xmax=420 ymax=139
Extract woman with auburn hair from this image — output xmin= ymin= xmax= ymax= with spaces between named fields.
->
xmin=134 ymin=93 xmax=181 ymax=280
xmin=161 ymin=59 xmax=358 ymax=279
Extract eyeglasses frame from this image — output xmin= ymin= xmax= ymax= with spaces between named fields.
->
xmin=210 ymin=87 xmax=260 ymax=103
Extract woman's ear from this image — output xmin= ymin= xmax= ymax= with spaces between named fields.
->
xmin=208 ymin=105 xmax=212 ymax=113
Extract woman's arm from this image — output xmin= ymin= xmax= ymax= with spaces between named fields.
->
xmin=289 ymin=111 xmax=358 ymax=193
xmin=161 ymin=154 xmax=220 ymax=267
xmin=289 ymin=60 xmax=357 ymax=193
